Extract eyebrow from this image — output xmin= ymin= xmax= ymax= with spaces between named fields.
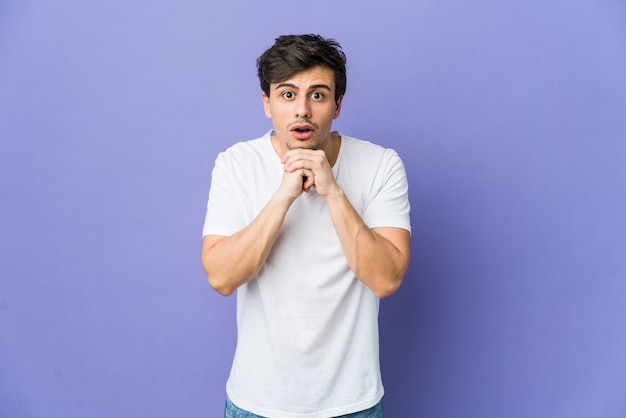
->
xmin=274 ymin=83 xmax=332 ymax=91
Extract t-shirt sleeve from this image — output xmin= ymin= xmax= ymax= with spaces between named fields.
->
xmin=362 ymin=149 xmax=411 ymax=234
xmin=202 ymin=151 xmax=248 ymax=237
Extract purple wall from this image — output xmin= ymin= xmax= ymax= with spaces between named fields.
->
xmin=2 ymin=1 xmax=625 ymax=417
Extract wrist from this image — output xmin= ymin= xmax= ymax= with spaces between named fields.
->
xmin=272 ymin=188 xmax=299 ymax=207
xmin=322 ymin=183 xmax=345 ymax=200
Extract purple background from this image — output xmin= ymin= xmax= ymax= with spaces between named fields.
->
xmin=2 ymin=1 xmax=626 ymax=417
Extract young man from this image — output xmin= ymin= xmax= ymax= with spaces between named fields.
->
xmin=201 ymin=34 xmax=411 ymax=418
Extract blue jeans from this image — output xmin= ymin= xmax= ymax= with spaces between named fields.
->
xmin=224 ymin=397 xmax=384 ymax=417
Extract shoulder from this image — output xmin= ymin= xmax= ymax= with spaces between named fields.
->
xmin=219 ymin=132 xmax=272 ymax=159
xmin=213 ymin=131 xmax=274 ymax=168
xmin=339 ymin=134 xmax=404 ymax=166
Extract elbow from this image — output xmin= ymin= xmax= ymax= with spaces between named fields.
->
xmin=203 ymin=259 xmax=238 ymax=296
xmin=355 ymin=267 xmax=405 ymax=299
xmin=202 ymin=251 xmax=239 ymax=296
xmin=204 ymin=261 xmax=258 ymax=296
xmin=355 ymin=263 xmax=408 ymax=299
xmin=207 ymin=274 xmax=237 ymax=297
xmin=361 ymin=260 xmax=408 ymax=299
xmin=375 ymin=254 xmax=410 ymax=298
xmin=372 ymin=275 xmax=404 ymax=299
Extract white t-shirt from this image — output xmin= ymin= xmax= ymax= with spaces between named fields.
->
xmin=203 ymin=131 xmax=411 ymax=418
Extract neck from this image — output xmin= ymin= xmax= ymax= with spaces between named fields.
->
xmin=324 ymin=132 xmax=341 ymax=167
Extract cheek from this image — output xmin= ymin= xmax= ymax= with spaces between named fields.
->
xmin=325 ymin=107 xmax=339 ymax=122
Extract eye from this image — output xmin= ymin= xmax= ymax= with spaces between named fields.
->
xmin=310 ymin=91 xmax=325 ymax=100
xmin=282 ymin=91 xmax=294 ymax=99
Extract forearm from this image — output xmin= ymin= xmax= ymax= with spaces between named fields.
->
xmin=202 ymin=194 xmax=292 ymax=296
xmin=325 ymin=187 xmax=410 ymax=298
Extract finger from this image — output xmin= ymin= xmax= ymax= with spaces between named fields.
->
xmin=282 ymin=149 xmax=323 ymax=167
xmin=281 ymin=149 xmax=316 ymax=163
xmin=284 ymin=158 xmax=313 ymax=173
xmin=300 ymin=168 xmax=313 ymax=180
xmin=302 ymin=171 xmax=315 ymax=192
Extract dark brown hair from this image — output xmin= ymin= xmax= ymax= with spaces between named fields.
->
xmin=256 ymin=34 xmax=347 ymax=102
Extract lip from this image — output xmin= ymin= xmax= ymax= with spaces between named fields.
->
xmin=290 ymin=123 xmax=315 ymax=140
xmin=290 ymin=123 xmax=315 ymax=132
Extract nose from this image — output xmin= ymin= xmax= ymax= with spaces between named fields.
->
xmin=295 ymin=95 xmax=311 ymax=119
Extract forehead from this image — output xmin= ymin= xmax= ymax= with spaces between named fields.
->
xmin=272 ymin=66 xmax=336 ymax=89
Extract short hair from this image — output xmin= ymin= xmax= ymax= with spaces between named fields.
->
xmin=256 ymin=34 xmax=347 ymax=102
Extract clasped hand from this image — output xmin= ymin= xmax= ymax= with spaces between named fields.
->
xmin=279 ymin=149 xmax=338 ymax=199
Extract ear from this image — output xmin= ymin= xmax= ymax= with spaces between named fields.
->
xmin=262 ymin=92 xmax=272 ymax=119
xmin=333 ymin=95 xmax=344 ymax=119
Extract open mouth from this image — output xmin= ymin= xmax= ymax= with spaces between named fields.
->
xmin=290 ymin=125 xmax=315 ymax=140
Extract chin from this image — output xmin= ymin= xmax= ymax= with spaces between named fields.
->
xmin=286 ymin=142 xmax=319 ymax=151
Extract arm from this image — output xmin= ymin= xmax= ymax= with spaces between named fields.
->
xmin=201 ymin=168 xmax=307 ymax=296
xmin=282 ymin=148 xmax=410 ymax=298
xmin=325 ymin=189 xmax=410 ymax=298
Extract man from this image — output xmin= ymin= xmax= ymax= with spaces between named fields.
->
xmin=201 ymin=34 xmax=411 ymax=418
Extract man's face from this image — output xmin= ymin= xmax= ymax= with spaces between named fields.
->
xmin=262 ymin=66 xmax=343 ymax=156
